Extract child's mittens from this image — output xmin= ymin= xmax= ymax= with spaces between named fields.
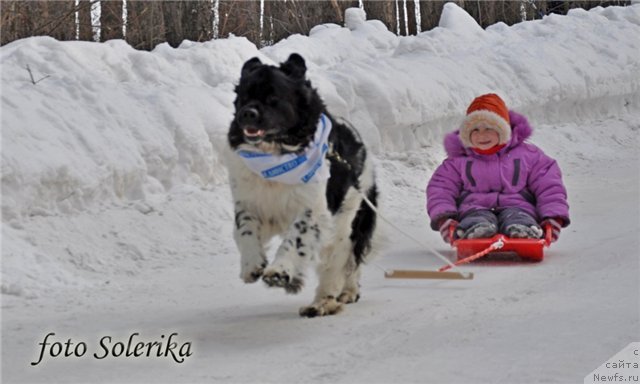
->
xmin=541 ymin=218 xmax=563 ymax=242
xmin=438 ymin=218 xmax=458 ymax=244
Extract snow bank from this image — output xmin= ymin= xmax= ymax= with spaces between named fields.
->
xmin=1 ymin=36 xmax=261 ymax=222
xmin=2 ymin=5 xmax=638 ymax=222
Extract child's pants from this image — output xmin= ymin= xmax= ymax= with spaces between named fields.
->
xmin=456 ymin=207 xmax=541 ymax=239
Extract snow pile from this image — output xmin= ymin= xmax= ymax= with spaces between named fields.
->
xmin=1 ymin=37 xmax=259 ymax=223
xmin=438 ymin=2 xmax=485 ymax=37
xmin=2 ymin=4 xmax=639 ymax=224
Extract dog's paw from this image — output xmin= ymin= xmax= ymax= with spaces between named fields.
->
xmin=299 ymin=297 xmax=344 ymax=317
xmin=262 ymin=269 xmax=304 ymax=294
xmin=337 ymin=291 xmax=360 ymax=304
xmin=240 ymin=261 xmax=267 ymax=283
xmin=262 ymin=269 xmax=289 ymax=287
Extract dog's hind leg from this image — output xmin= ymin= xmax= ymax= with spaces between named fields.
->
xmin=338 ymin=262 xmax=361 ymax=304
xmin=299 ymin=231 xmax=356 ymax=317
xmin=337 ymin=184 xmax=377 ymax=304
xmin=299 ymin=187 xmax=369 ymax=317
xmin=263 ymin=208 xmax=326 ymax=294
xmin=299 ymin=247 xmax=350 ymax=317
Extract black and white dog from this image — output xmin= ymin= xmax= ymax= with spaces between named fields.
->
xmin=224 ymin=53 xmax=378 ymax=317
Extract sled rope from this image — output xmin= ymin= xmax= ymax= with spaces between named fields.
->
xmin=359 ymin=192 xmax=461 ymax=273
xmin=438 ymin=238 xmax=504 ymax=272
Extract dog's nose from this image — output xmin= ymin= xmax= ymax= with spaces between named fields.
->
xmin=241 ymin=107 xmax=259 ymax=123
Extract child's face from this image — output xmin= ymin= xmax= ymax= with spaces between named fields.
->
xmin=470 ymin=124 xmax=500 ymax=150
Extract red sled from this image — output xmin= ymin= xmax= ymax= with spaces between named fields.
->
xmin=439 ymin=223 xmax=553 ymax=271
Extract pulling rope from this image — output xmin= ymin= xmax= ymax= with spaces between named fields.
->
xmin=358 ymin=191 xmax=464 ymax=274
xmin=439 ymin=237 xmax=504 ymax=272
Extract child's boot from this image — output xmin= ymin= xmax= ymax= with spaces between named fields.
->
xmin=457 ymin=223 xmax=498 ymax=239
xmin=505 ymin=224 xmax=543 ymax=239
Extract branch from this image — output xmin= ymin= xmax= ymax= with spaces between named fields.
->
xmin=33 ymin=0 xmax=101 ymax=36
xmin=25 ymin=65 xmax=50 ymax=85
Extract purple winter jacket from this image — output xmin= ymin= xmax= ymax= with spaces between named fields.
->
xmin=426 ymin=111 xmax=570 ymax=230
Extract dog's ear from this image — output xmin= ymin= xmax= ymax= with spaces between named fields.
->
xmin=241 ymin=57 xmax=262 ymax=77
xmin=280 ymin=53 xmax=306 ymax=80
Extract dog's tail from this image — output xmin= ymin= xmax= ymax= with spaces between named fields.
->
xmin=351 ymin=183 xmax=381 ymax=265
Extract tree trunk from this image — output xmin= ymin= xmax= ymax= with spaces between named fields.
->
xmin=161 ymin=1 xmax=185 ymax=47
xmin=1 ymin=1 xmax=35 ymax=45
xmin=1 ymin=1 xmax=77 ymax=43
xmin=218 ymin=0 xmax=261 ymax=45
xmin=126 ymin=1 xmax=165 ymax=50
xmin=181 ymin=0 xmax=214 ymax=43
xmin=330 ymin=0 xmax=360 ymax=25
xmin=263 ymin=0 xmax=291 ymax=45
xmin=362 ymin=0 xmax=397 ymax=34
xmin=38 ymin=1 xmax=76 ymax=41
xmin=307 ymin=0 xmax=359 ymax=27
xmin=100 ymin=0 xmax=123 ymax=41
xmin=419 ymin=0 xmax=447 ymax=31
xmin=405 ymin=0 xmax=417 ymax=35
xmin=78 ymin=0 xmax=94 ymax=41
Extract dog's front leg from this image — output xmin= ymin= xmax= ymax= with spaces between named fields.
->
xmin=263 ymin=208 xmax=323 ymax=294
xmin=234 ymin=202 xmax=267 ymax=283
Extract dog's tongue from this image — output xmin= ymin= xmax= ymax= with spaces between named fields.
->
xmin=243 ymin=127 xmax=265 ymax=138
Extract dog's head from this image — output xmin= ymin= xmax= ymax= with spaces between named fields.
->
xmin=228 ymin=54 xmax=324 ymax=154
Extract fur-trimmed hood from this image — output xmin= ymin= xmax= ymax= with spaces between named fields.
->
xmin=444 ymin=110 xmax=533 ymax=158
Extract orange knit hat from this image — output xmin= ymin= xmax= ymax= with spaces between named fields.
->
xmin=460 ymin=93 xmax=511 ymax=148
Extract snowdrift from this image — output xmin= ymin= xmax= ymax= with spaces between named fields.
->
xmin=2 ymin=4 xmax=639 ymax=222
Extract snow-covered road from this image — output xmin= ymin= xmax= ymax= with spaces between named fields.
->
xmin=3 ymin=113 xmax=638 ymax=384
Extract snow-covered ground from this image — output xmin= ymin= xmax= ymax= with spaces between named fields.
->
xmin=2 ymin=3 xmax=639 ymax=383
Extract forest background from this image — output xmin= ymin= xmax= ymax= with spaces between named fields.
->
xmin=1 ymin=0 xmax=630 ymax=50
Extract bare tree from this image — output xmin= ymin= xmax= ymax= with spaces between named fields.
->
xmin=532 ymin=1 xmax=549 ymax=19
xmin=0 ymin=0 xmax=633 ymax=48
xmin=77 ymin=0 xmax=94 ymax=41
xmin=161 ymin=1 xmax=185 ymax=47
xmin=218 ymin=0 xmax=261 ymax=45
xmin=126 ymin=0 xmax=166 ymax=50
xmin=39 ymin=1 xmax=76 ymax=41
xmin=418 ymin=0 xmax=450 ymax=31
xmin=263 ymin=0 xmax=291 ymax=45
xmin=100 ymin=0 xmax=123 ymax=41
xmin=405 ymin=0 xmax=417 ymax=35
xmin=1 ymin=1 xmax=36 ymax=45
xmin=301 ymin=0 xmax=359 ymax=28
xmin=1 ymin=1 xmax=77 ymax=44
xmin=331 ymin=0 xmax=361 ymax=24
xmin=182 ymin=0 xmax=214 ymax=43
xmin=362 ymin=0 xmax=397 ymax=34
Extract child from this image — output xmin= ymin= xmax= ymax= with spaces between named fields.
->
xmin=426 ymin=93 xmax=570 ymax=243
